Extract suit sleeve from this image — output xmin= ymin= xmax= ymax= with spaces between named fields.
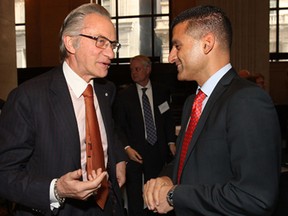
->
xmin=0 ymin=87 xmax=51 ymax=212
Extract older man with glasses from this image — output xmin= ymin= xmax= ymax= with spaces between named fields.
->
xmin=0 ymin=3 xmax=127 ymax=216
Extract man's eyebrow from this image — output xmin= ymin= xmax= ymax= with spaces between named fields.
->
xmin=171 ymin=39 xmax=179 ymax=45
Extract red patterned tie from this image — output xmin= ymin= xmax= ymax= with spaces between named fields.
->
xmin=83 ymin=84 xmax=109 ymax=209
xmin=177 ymin=90 xmax=206 ymax=183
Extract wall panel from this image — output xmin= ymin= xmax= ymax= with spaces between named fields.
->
xmin=0 ymin=0 xmax=17 ymax=100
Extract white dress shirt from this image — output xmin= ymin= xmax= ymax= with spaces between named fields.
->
xmin=50 ymin=61 xmax=108 ymax=209
xmin=136 ymin=81 xmax=156 ymax=139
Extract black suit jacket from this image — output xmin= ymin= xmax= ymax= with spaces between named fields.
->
xmin=0 ymin=66 xmax=126 ymax=216
xmin=114 ymin=82 xmax=175 ymax=163
xmin=165 ymin=69 xmax=281 ymax=216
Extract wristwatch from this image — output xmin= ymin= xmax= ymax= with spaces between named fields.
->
xmin=54 ymin=179 xmax=65 ymax=206
xmin=166 ymin=185 xmax=177 ymax=207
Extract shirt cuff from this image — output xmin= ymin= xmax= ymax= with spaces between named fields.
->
xmin=50 ymin=178 xmax=61 ymax=210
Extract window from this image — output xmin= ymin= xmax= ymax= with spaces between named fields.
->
xmin=100 ymin=0 xmax=170 ymax=64
xmin=270 ymin=0 xmax=288 ymax=61
xmin=15 ymin=0 xmax=26 ymax=68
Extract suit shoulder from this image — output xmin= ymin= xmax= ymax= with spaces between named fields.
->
xmin=117 ymin=84 xmax=135 ymax=96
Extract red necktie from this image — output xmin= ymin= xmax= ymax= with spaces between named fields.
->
xmin=83 ymin=84 xmax=109 ymax=209
xmin=177 ymin=90 xmax=206 ymax=183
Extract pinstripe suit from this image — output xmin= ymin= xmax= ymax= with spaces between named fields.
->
xmin=0 ymin=66 xmax=126 ymax=216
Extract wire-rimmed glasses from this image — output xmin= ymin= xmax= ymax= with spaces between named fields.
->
xmin=79 ymin=34 xmax=121 ymax=53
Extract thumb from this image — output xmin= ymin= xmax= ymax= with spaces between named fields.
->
xmin=69 ymin=169 xmax=82 ymax=180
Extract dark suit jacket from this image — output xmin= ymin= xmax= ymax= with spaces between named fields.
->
xmin=0 ymin=66 xmax=126 ymax=216
xmin=165 ymin=69 xmax=281 ymax=216
xmin=114 ymin=82 xmax=175 ymax=163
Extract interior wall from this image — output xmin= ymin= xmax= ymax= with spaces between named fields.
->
xmin=193 ymin=0 xmax=270 ymax=90
xmin=26 ymin=0 xmax=269 ymax=75
xmin=270 ymin=63 xmax=288 ymax=104
xmin=25 ymin=0 xmax=89 ymax=67
xmin=0 ymin=0 xmax=17 ymax=100
xmin=170 ymin=0 xmax=196 ymax=19
xmin=6 ymin=0 xmax=286 ymax=103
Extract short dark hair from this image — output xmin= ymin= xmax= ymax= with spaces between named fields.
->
xmin=171 ymin=5 xmax=233 ymax=49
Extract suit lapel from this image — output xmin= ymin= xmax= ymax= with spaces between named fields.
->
xmin=49 ymin=67 xmax=80 ymax=168
xmin=93 ymin=80 xmax=113 ymax=146
xmin=132 ymin=84 xmax=145 ymax=128
xmin=182 ymin=69 xmax=237 ymax=170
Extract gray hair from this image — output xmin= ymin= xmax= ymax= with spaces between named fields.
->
xmin=59 ymin=3 xmax=111 ymax=62
xmin=130 ymin=55 xmax=152 ymax=68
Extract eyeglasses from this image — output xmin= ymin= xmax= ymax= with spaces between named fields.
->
xmin=79 ymin=34 xmax=121 ymax=53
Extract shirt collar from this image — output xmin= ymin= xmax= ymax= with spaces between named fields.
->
xmin=200 ymin=63 xmax=232 ymax=97
xmin=63 ymin=61 xmax=93 ymax=98
xmin=136 ymin=80 xmax=152 ymax=92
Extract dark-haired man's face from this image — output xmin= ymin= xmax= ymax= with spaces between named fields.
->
xmin=168 ymin=22 xmax=206 ymax=83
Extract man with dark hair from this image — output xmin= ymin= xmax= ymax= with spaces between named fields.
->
xmin=144 ymin=5 xmax=281 ymax=216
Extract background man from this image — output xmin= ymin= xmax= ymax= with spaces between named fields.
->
xmin=114 ymin=55 xmax=176 ymax=216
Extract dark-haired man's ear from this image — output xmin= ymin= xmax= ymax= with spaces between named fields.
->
xmin=203 ymin=33 xmax=215 ymax=54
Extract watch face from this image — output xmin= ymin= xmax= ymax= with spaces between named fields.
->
xmin=167 ymin=189 xmax=174 ymax=206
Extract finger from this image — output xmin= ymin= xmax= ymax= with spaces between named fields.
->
xmin=144 ymin=179 xmax=157 ymax=210
xmin=152 ymin=180 xmax=166 ymax=206
xmin=143 ymin=181 xmax=150 ymax=209
xmin=96 ymin=168 xmax=103 ymax=176
xmin=85 ymin=171 xmax=106 ymax=189
xmin=135 ymin=158 xmax=143 ymax=164
xmin=69 ymin=169 xmax=83 ymax=180
xmin=135 ymin=152 xmax=142 ymax=160
xmin=87 ymin=171 xmax=95 ymax=181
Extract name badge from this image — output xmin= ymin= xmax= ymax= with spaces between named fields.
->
xmin=158 ymin=101 xmax=169 ymax=114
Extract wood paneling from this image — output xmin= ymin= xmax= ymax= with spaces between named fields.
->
xmin=25 ymin=0 xmax=89 ymax=67
xmin=270 ymin=62 xmax=288 ymax=104
xmin=193 ymin=0 xmax=269 ymax=90
xmin=0 ymin=0 xmax=17 ymax=100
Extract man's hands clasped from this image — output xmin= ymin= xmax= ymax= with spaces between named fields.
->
xmin=143 ymin=176 xmax=175 ymax=214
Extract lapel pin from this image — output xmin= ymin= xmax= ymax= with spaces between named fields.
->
xmin=105 ymin=93 xmax=108 ymax=96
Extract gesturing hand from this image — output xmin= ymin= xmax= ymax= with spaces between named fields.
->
xmin=56 ymin=168 xmax=107 ymax=200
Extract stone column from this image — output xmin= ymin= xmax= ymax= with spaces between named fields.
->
xmin=0 ymin=0 xmax=17 ymax=100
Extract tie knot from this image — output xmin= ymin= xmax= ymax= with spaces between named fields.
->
xmin=83 ymin=84 xmax=93 ymax=98
xmin=142 ymin=88 xmax=147 ymax=94
xmin=195 ymin=89 xmax=206 ymax=103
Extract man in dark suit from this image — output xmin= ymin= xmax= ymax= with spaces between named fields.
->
xmin=0 ymin=3 xmax=127 ymax=216
xmin=143 ymin=5 xmax=282 ymax=216
xmin=113 ymin=55 xmax=176 ymax=216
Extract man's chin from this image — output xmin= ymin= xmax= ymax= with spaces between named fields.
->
xmin=177 ymin=71 xmax=186 ymax=81
xmin=95 ymin=71 xmax=108 ymax=78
